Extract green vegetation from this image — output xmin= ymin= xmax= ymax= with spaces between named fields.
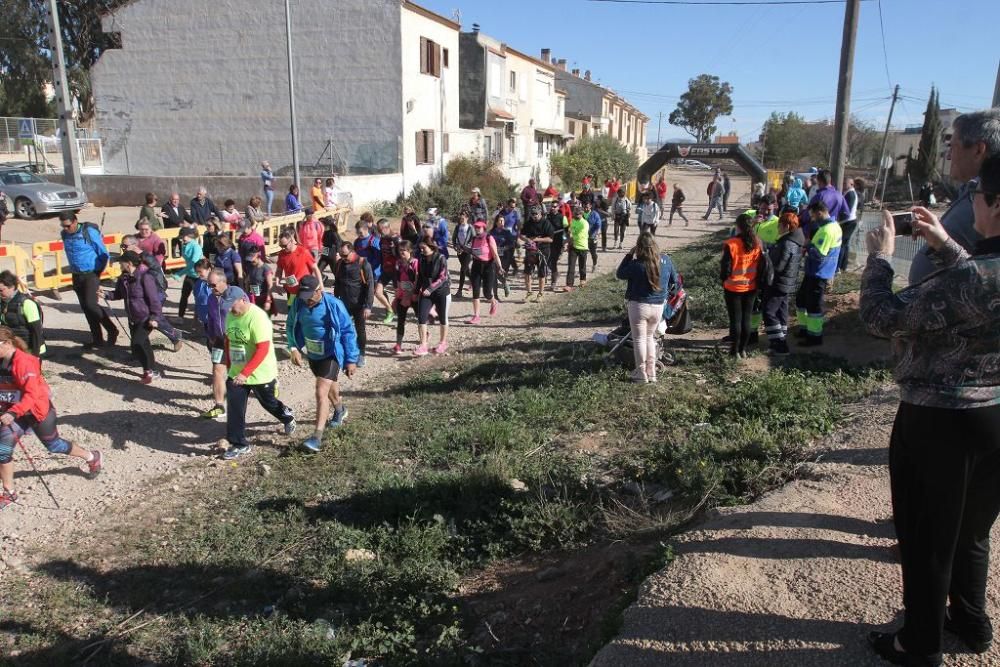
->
xmin=549 ymin=134 xmax=639 ymax=190
xmin=371 ymin=157 xmax=517 ymax=219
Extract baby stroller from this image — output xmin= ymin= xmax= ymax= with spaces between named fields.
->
xmin=598 ymin=273 xmax=692 ymax=370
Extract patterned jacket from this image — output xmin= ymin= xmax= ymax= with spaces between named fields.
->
xmin=859 ymin=236 xmax=1000 ymax=409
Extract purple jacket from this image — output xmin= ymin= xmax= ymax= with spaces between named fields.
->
xmin=105 ymin=265 xmax=162 ymax=326
xmin=801 ymin=185 xmax=848 ymax=237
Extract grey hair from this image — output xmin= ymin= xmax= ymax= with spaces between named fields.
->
xmin=122 ymin=234 xmax=138 ymax=246
xmin=209 ymin=267 xmax=227 ymax=284
xmin=197 ymin=186 xmax=208 ymax=195
xmin=953 ymin=109 xmax=1000 ymax=155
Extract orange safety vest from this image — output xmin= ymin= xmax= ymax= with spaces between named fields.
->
xmin=723 ymin=237 xmax=762 ymax=293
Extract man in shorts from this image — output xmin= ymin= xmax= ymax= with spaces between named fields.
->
xmin=519 ymin=206 xmax=554 ymax=302
xmin=287 ymin=275 xmax=359 ymax=453
xmin=222 ymin=288 xmax=297 ymax=460
xmin=274 ymin=231 xmax=323 ymax=312
xmin=374 ymin=218 xmax=399 ymax=324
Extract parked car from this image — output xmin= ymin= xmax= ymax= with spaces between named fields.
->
xmin=0 ymin=167 xmax=87 ymax=219
xmin=683 ymin=160 xmax=712 ymax=170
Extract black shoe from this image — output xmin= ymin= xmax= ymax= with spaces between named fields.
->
xmin=944 ymin=607 xmax=993 ymax=653
xmin=721 ymin=334 xmax=734 ymax=344
xmin=105 ymin=328 xmax=119 ymax=347
xmin=769 ymin=340 xmax=791 ymax=356
xmin=748 ymin=332 xmax=759 ymax=345
xmin=867 ymin=632 xmax=942 ymax=666
xmin=795 ymin=328 xmax=809 ymax=339
xmin=801 ymin=335 xmax=823 ymax=347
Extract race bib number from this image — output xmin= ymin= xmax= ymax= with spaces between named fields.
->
xmin=209 ymin=254 xmax=217 ymax=264
xmin=472 ymin=247 xmax=485 ymax=258
xmin=321 ymin=247 xmax=330 ymax=256
xmin=210 ymin=348 xmax=224 ymax=364
xmin=230 ymin=347 xmax=247 ymax=363
xmin=285 ymin=275 xmax=298 ymax=287
xmin=0 ymin=390 xmax=21 ymax=404
xmin=305 ymin=338 xmax=325 ymax=357
xmin=250 ymin=284 xmax=261 ymax=296
xmin=399 ymin=280 xmax=414 ymax=293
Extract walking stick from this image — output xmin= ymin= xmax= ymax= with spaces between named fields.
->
xmin=102 ymin=294 xmax=132 ymax=343
xmin=15 ymin=435 xmax=60 ymax=509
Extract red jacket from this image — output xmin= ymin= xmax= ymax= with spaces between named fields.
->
xmin=0 ymin=350 xmax=50 ymax=421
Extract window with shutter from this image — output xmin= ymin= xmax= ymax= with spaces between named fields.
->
xmin=433 ymin=43 xmax=441 ymax=77
xmin=420 ymin=37 xmax=428 ymax=75
xmin=416 ymin=131 xmax=425 ymax=164
xmin=425 ymin=130 xmax=435 ymax=163
xmin=443 ymin=48 xmax=449 ymax=68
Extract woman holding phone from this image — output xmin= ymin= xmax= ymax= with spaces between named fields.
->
xmin=860 ymin=154 xmax=1000 ymax=666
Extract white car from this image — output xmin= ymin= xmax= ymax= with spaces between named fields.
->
xmin=683 ymin=160 xmax=713 ymax=170
xmin=0 ymin=167 xmax=87 ymax=219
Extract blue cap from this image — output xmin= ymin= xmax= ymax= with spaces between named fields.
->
xmin=220 ymin=286 xmax=248 ymax=311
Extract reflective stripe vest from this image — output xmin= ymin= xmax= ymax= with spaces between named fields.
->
xmin=723 ymin=237 xmax=762 ymax=293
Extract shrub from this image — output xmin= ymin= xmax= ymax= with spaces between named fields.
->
xmin=373 ymin=157 xmax=517 ymax=220
xmin=550 ymin=135 xmax=639 ymax=190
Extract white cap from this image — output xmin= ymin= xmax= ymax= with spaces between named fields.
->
xmin=471 ymin=187 xmax=481 ymax=194
xmin=426 ymin=207 xmax=438 ymax=216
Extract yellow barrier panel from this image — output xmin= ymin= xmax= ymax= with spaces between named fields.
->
xmin=31 ymin=232 xmax=123 ymax=291
xmin=766 ymin=169 xmax=784 ymax=191
xmin=0 ymin=244 xmax=32 ymax=284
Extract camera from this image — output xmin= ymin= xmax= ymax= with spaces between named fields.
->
xmin=892 ymin=212 xmax=913 ymax=237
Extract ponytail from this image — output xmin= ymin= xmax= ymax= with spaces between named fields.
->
xmin=0 ymin=326 xmax=29 ymax=353
xmin=735 ymin=213 xmax=758 ymax=251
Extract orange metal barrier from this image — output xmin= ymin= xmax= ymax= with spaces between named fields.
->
xmin=31 ymin=233 xmax=123 ymax=291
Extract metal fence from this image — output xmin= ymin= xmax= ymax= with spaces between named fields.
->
xmin=0 ymin=117 xmax=59 ymax=154
xmin=850 ymin=210 xmax=924 ymax=280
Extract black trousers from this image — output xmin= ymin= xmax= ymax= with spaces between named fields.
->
xmin=566 ymin=248 xmax=587 ymax=286
xmin=600 ymin=219 xmax=608 ymax=250
xmin=130 ymin=322 xmax=154 ymax=371
xmin=890 ymin=402 xmax=1000 ymax=660
xmin=613 ymin=215 xmax=628 ymax=244
xmin=838 ymin=220 xmax=858 ymax=272
xmin=723 ymin=289 xmax=757 ymax=354
xmin=72 ymin=272 xmax=117 ymax=344
xmin=394 ymin=300 xmax=417 ymax=341
xmin=456 ymin=252 xmax=472 ymax=292
xmin=589 ymin=237 xmax=598 ymax=269
xmin=761 ymin=290 xmax=790 ymax=340
xmin=470 ymin=260 xmax=496 ymax=300
xmin=548 ymin=243 xmax=564 ymax=285
xmin=178 ymin=275 xmax=196 ymax=318
xmin=347 ymin=304 xmax=367 ymax=355
xmin=226 ymin=378 xmax=294 ymax=448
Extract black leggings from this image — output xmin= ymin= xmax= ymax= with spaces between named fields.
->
xmin=724 ymin=289 xmax=757 ymax=354
xmin=588 ymin=238 xmax=598 ymax=268
xmin=394 ymin=300 xmax=417 ymax=342
xmin=456 ymin=252 xmax=472 ymax=292
xmin=418 ymin=290 xmax=449 ymax=325
xmin=179 ymin=275 xmax=196 ymax=318
xmin=890 ymin=402 xmax=1000 ymax=660
xmin=347 ymin=305 xmax=367 ymax=354
xmin=549 ymin=243 xmax=564 ymax=285
xmin=600 ymin=219 xmax=608 ymax=250
xmin=130 ymin=322 xmax=155 ymax=371
xmin=470 ymin=260 xmax=496 ymax=300
xmin=614 ymin=215 xmax=628 ymax=244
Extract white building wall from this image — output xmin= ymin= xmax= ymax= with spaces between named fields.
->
xmin=400 ymin=7 xmax=461 ymax=192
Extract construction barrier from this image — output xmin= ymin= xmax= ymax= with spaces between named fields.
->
xmin=766 ymin=169 xmax=784 ymax=191
xmin=31 ymin=233 xmax=123 ymax=291
xmin=0 ymin=243 xmax=33 ymax=285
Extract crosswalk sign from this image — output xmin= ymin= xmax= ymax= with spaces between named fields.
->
xmin=18 ymin=119 xmax=34 ymax=145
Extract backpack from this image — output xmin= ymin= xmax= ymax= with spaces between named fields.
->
xmin=614 ymin=196 xmax=631 ymax=216
xmin=664 ymin=274 xmax=692 ymax=335
xmin=141 ymin=252 xmax=168 ymax=295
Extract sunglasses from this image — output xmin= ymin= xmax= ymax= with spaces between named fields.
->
xmin=61 ymin=223 xmax=73 ymax=229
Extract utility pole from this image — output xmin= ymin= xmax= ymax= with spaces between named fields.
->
xmin=873 ymin=84 xmax=900 ymax=198
xmin=284 ymin=0 xmax=301 ymax=194
xmin=656 ymin=112 xmax=663 ymax=146
xmin=44 ymin=0 xmax=82 ymax=190
xmin=830 ymin=0 xmax=860 ymax=191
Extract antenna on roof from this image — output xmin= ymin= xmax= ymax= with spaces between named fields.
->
xmin=452 ymin=9 xmax=461 ymax=25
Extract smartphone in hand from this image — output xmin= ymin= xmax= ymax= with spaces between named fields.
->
xmin=893 ymin=212 xmax=913 ymax=236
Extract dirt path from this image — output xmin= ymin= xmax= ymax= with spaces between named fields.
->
xmin=0 ymin=168 xmax=745 ymax=567
xmin=591 ymin=387 xmax=1000 ymax=666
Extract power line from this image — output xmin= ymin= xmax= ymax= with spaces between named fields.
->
xmin=587 ymin=0 xmax=869 ymax=4
xmin=876 ymin=0 xmax=892 ymax=90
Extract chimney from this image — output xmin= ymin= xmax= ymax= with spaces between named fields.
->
xmin=584 ymin=70 xmax=591 ymax=81
xmin=572 ymin=68 xmax=580 ymax=77
xmin=541 ymin=48 xmax=551 ymax=64
xmin=472 ymin=23 xmax=480 ymax=33
xmin=557 ymin=59 xmax=567 ymax=71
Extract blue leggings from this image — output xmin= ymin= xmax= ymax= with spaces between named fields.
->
xmin=0 ymin=405 xmax=70 ymax=463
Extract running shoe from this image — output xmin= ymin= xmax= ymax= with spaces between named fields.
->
xmin=525 ymin=293 xmax=536 ymax=303
xmin=301 ymin=435 xmax=323 ymax=453
xmin=357 ymin=355 xmax=366 ymax=369
xmin=200 ymin=405 xmax=226 ymax=421
xmin=434 ymin=341 xmax=449 ymax=355
xmin=534 ymin=291 xmax=544 ymax=302
xmin=0 ymin=489 xmax=17 ymax=510
xmin=106 ymin=328 xmax=119 ymax=347
xmin=392 ymin=343 xmax=403 ymax=355
xmin=222 ymin=445 xmax=252 ymax=460
xmin=382 ymin=311 xmax=395 ymax=325
xmin=489 ymin=301 xmax=498 ymax=316
xmin=414 ymin=345 xmax=429 ymax=357
xmin=503 ymin=282 xmax=511 ymax=298
xmin=141 ymin=370 xmax=161 ymax=385
xmin=87 ymin=450 xmax=103 ymax=478
xmin=173 ymin=338 xmax=184 ymax=352
xmin=468 ymin=315 xmax=481 ymax=324
xmin=283 ymin=419 xmax=298 ymax=436
xmin=328 ymin=405 xmax=349 ymax=427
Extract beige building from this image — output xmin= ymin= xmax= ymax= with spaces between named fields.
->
xmin=887 ymin=108 xmax=961 ymax=180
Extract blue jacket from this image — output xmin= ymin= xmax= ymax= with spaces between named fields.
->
xmin=193 ymin=278 xmax=211 ymax=327
xmin=215 ymin=247 xmax=242 ymax=284
xmin=287 ymin=292 xmax=360 ymax=366
xmin=801 ymin=186 xmax=849 ymax=237
xmin=62 ymin=222 xmax=109 ymax=274
xmin=616 ymin=254 xmax=676 ymax=305
xmin=786 ymin=179 xmax=809 ymax=209
xmin=587 ymin=211 xmax=602 ymax=238
xmin=433 ymin=217 xmax=450 ymax=256
xmin=353 ymin=233 xmax=382 ymax=279
xmin=490 ymin=227 xmax=516 ymax=252
xmin=805 ymin=219 xmax=843 ymax=280
xmin=502 ymin=209 xmax=521 ymax=235
xmin=206 ymin=286 xmax=240 ymax=339
xmin=189 ymin=197 xmax=221 ymax=225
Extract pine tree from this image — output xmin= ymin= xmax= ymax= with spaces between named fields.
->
xmin=910 ymin=87 xmax=942 ymax=184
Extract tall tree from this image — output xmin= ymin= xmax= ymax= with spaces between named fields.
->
xmin=668 ymin=74 xmax=734 ymax=143
xmin=909 ymin=86 xmax=942 ymax=184
xmin=0 ymin=0 xmax=127 ymax=122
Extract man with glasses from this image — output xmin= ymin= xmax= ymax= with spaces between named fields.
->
xmin=59 ymin=211 xmax=118 ymax=348
xmin=909 ymin=109 xmax=1000 ymax=284
xmin=200 ymin=268 xmax=239 ymax=421
xmin=274 ymin=231 xmax=323 ymax=311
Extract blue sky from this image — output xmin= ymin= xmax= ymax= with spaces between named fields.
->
xmin=417 ymin=0 xmax=998 ymax=143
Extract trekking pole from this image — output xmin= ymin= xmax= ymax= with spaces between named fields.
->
xmin=15 ymin=434 xmax=60 ymax=509
xmin=101 ymin=294 xmax=132 ymax=343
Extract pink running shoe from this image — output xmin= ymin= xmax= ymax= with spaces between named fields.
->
xmin=392 ymin=343 xmax=403 ymax=355
xmin=0 ymin=488 xmax=17 ymax=511
xmin=413 ymin=345 xmax=429 ymax=357
xmin=468 ymin=315 xmax=481 ymax=324
xmin=489 ymin=301 xmax=498 ymax=316
xmin=87 ymin=450 xmax=103 ymax=478
xmin=434 ymin=341 xmax=449 ymax=355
